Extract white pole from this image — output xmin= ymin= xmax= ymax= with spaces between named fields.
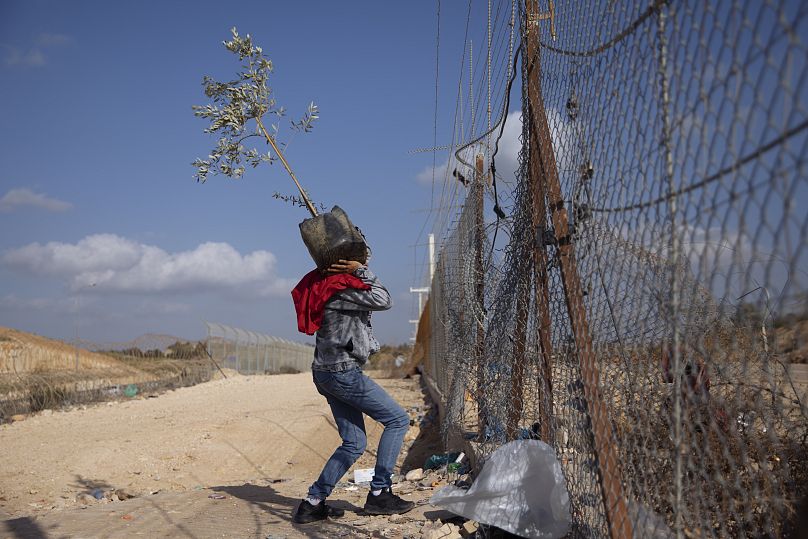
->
xmin=428 ymin=233 xmax=435 ymax=284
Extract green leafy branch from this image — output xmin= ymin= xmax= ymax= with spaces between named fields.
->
xmin=192 ymin=27 xmax=320 ymax=216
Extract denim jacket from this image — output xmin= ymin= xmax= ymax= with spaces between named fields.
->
xmin=312 ymin=267 xmax=392 ymax=371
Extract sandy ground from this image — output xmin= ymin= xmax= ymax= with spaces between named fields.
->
xmin=0 ymin=371 xmax=454 ymax=538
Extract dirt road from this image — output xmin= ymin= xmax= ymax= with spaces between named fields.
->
xmin=0 ymin=372 xmax=448 ymax=538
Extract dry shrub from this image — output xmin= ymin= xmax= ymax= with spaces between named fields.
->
xmin=27 ymin=378 xmax=69 ymax=412
xmin=275 ymin=365 xmax=301 ymax=375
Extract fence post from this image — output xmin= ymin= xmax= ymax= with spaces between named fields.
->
xmin=474 ymin=154 xmax=488 ymax=438
xmin=507 ymin=245 xmax=530 ymax=440
xmin=525 ymin=50 xmax=556 ymax=446
xmin=524 ymin=1 xmax=632 ymax=537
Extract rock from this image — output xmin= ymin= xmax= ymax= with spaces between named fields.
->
xmin=423 ymin=523 xmax=462 ymax=539
xmin=404 ymin=426 xmax=420 ymax=442
xmin=77 ymin=493 xmax=96 ymax=505
xmin=420 ymin=522 xmax=443 ymax=535
xmin=461 ymin=520 xmax=479 ymax=536
xmin=405 ymin=468 xmax=424 ymax=481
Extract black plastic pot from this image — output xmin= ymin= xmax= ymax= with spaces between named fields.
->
xmin=299 ymin=205 xmax=368 ymax=271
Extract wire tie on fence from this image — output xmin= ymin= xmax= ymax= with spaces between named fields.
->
xmin=452 ymin=168 xmax=469 ymax=186
xmin=566 ymin=94 xmax=579 ymax=120
xmin=574 ymin=203 xmax=592 ymax=222
xmin=580 ymin=161 xmax=594 ymax=180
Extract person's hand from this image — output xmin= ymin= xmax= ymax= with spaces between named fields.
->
xmin=326 ymin=259 xmax=366 ymax=274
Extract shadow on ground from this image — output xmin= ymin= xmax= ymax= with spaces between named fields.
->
xmin=401 ymin=377 xmax=444 ymax=474
xmin=1 ymin=517 xmax=56 ymax=539
xmin=212 ymin=483 xmax=365 ymax=538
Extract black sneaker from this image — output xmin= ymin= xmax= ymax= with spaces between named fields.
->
xmin=363 ymin=488 xmax=415 ymax=515
xmin=292 ymin=500 xmax=345 ymax=524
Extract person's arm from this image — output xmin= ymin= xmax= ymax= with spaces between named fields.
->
xmin=327 ymin=260 xmax=392 ymax=311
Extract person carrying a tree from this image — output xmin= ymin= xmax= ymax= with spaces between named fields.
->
xmin=290 ymin=257 xmax=414 ymax=524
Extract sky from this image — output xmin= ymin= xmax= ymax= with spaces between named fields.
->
xmin=0 ymin=0 xmax=517 ymax=346
xmin=2 ymin=1 xmax=805 ymax=349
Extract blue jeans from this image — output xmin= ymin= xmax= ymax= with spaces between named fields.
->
xmin=307 ymin=367 xmax=410 ymax=499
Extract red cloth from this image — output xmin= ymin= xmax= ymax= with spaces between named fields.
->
xmin=291 ymin=269 xmax=370 ymax=335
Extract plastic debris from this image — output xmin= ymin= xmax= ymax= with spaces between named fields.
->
xmin=208 ymin=494 xmax=226 ymax=500
xmin=430 ymin=440 xmax=571 ymax=539
xmin=424 ymin=452 xmax=460 ymax=470
xmin=123 ymin=384 xmax=138 ymax=398
xmin=353 ymin=468 xmax=374 ymax=483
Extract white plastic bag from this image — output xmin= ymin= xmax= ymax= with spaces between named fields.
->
xmin=430 ymin=440 xmax=571 ymax=538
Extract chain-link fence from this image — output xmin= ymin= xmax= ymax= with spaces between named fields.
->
xmin=420 ymin=1 xmax=808 ymax=537
xmin=205 ymin=322 xmax=313 ymax=375
xmin=0 ymin=327 xmax=213 ymax=420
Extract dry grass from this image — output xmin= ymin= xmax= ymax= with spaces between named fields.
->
xmin=0 ymin=328 xmax=215 ymax=420
xmin=432 ymin=319 xmax=808 ymax=537
xmin=0 ymin=326 xmax=127 ymax=373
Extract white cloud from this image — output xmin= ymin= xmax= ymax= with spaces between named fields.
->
xmin=492 ymin=110 xmax=524 ymax=183
xmin=606 ymin=218 xmax=789 ymax=307
xmin=0 ymin=188 xmax=72 ymax=212
xmin=416 ymin=159 xmax=448 ymax=186
xmin=413 ymin=109 xmax=572 ymax=187
xmin=3 ymin=48 xmax=45 ymax=67
xmin=2 ymin=234 xmax=293 ymax=297
xmin=415 ymin=142 xmax=488 ymax=187
xmin=0 ymin=294 xmax=62 ymax=311
xmin=37 ymin=33 xmax=74 ymax=47
xmin=3 ymin=33 xmax=73 ymax=67
xmin=131 ymin=299 xmax=192 ymax=315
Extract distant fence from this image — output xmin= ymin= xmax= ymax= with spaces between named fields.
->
xmin=205 ymin=322 xmax=313 ymax=374
xmin=0 ymin=327 xmax=214 ymax=420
